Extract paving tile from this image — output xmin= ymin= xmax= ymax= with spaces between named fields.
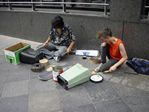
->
xmin=94 ymin=97 xmax=132 ymax=112
xmin=50 ymin=110 xmax=63 ymax=112
xmin=102 ymin=98 xmax=132 ymax=112
xmin=84 ymin=81 xmax=105 ymax=102
xmin=94 ymin=101 xmax=106 ymax=112
xmin=29 ymin=91 xmax=61 ymax=112
xmin=121 ymin=95 xmax=149 ymax=112
xmin=101 ymin=73 xmax=113 ymax=81
xmin=29 ymin=70 xmax=39 ymax=79
xmin=63 ymin=103 xmax=96 ymax=112
xmin=0 ymin=81 xmax=6 ymax=98
xmin=121 ymin=74 xmax=149 ymax=91
xmin=59 ymin=86 xmax=92 ymax=111
xmin=127 ymin=105 xmax=149 ymax=112
xmin=84 ymin=81 xmax=120 ymax=103
xmin=112 ymin=83 xmax=149 ymax=112
xmin=99 ymin=81 xmax=120 ymax=101
xmin=2 ymin=80 xmax=28 ymax=98
xmin=110 ymin=76 xmax=124 ymax=83
xmin=0 ymin=55 xmax=9 ymax=67
xmin=1 ymin=35 xmax=149 ymax=112
xmin=109 ymin=72 xmax=125 ymax=83
xmin=2 ymin=65 xmax=30 ymax=83
xmin=29 ymin=79 xmax=57 ymax=94
xmin=0 ymin=95 xmax=28 ymax=112
xmin=0 ymin=50 xmax=4 ymax=55
xmin=112 ymin=83 xmax=149 ymax=97
xmin=122 ymin=95 xmax=149 ymax=107
xmin=5 ymin=71 xmax=29 ymax=83
xmin=0 ymin=70 xmax=7 ymax=97
xmin=0 ymin=86 xmax=4 ymax=98
xmin=0 ymin=57 xmax=30 ymax=83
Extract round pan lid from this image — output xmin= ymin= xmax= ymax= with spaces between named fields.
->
xmin=90 ymin=74 xmax=103 ymax=83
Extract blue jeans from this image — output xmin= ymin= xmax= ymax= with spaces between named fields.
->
xmin=47 ymin=43 xmax=67 ymax=57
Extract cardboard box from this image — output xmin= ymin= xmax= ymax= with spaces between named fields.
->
xmin=4 ymin=42 xmax=31 ymax=65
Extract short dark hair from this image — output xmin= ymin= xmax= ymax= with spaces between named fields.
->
xmin=51 ymin=15 xmax=64 ymax=29
xmin=98 ymin=28 xmax=112 ymax=39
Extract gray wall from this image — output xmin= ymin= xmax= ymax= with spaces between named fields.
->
xmin=0 ymin=0 xmax=149 ymax=59
xmin=0 ymin=11 xmax=123 ymax=49
xmin=123 ymin=21 xmax=149 ymax=59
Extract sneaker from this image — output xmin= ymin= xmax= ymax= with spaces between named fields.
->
xmin=54 ymin=56 xmax=61 ymax=62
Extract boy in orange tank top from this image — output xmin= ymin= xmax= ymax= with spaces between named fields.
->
xmin=92 ymin=28 xmax=128 ymax=74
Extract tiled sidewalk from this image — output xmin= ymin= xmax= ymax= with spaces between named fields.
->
xmin=0 ymin=35 xmax=149 ymax=112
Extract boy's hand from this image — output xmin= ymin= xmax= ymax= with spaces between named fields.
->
xmin=66 ymin=47 xmax=72 ymax=54
xmin=109 ymin=65 xmax=117 ymax=72
xmin=43 ymin=42 xmax=48 ymax=47
xmin=104 ymin=66 xmax=117 ymax=73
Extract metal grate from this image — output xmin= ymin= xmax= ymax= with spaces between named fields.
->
xmin=0 ymin=0 xmax=110 ymax=16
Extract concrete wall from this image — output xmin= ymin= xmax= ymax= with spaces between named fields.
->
xmin=0 ymin=11 xmax=123 ymax=50
xmin=0 ymin=0 xmax=149 ymax=59
xmin=110 ymin=0 xmax=142 ymax=22
xmin=123 ymin=21 xmax=149 ymax=59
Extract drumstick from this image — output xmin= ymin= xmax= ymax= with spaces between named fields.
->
xmin=104 ymin=70 xmax=110 ymax=73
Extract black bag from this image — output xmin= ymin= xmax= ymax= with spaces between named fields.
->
xmin=20 ymin=48 xmax=44 ymax=64
xmin=126 ymin=58 xmax=149 ymax=75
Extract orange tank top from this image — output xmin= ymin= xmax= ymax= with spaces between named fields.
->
xmin=109 ymin=39 xmax=123 ymax=60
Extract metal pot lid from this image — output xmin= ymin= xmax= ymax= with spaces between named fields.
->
xmin=90 ymin=74 xmax=103 ymax=83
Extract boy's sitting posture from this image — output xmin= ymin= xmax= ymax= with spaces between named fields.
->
xmin=43 ymin=16 xmax=76 ymax=61
xmin=92 ymin=28 xmax=128 ymax=74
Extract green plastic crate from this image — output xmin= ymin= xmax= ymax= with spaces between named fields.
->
xmin=4 ymin=42 xmax=30 ymax=65
xmin=57 ymin=63 xmax=91 ymax=90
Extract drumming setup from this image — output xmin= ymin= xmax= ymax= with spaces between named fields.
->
xmin=11 ymin=45 xmax=104 ymax=90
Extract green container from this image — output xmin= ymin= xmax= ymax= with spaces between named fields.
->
xmin=57 ymin=63 xmax=91 ymax=90
xmin=4 ymin=42 xmax=30 ymax=65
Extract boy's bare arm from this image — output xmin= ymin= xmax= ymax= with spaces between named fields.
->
xmin=67 ymin=41 xmax=75 ymax=53
xmin=108 ymin=43 xmax=128 ymax=72
xmin=43 ymin=36 xmax=51 ymax=47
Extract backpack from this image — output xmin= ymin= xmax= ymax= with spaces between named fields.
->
xmin=126 ymin=58 xmax=149 ymax=75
